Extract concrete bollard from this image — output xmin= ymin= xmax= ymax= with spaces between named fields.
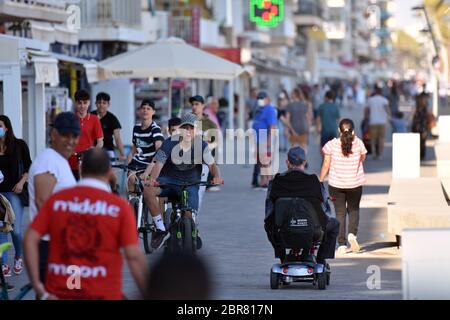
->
xmin=439 ymin=116 xmax=450 ymax=143
xmin=392 ymin=133 xmax=420 ymax=178
xmin=402 ymin=229 xmax=450 ymax=300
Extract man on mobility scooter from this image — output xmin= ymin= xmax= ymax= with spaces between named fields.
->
xmin=264 ymin=147 xmax=339 ymax=290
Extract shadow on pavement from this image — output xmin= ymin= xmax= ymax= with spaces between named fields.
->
xmin=363 ymin=185 xmax=390 ymax=195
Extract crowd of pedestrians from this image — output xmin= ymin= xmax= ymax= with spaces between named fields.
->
xmin=249 ymin=77 xmax=437 ymax=257
xmin=0 ymin=76 xmax=440 ymax=299
xmin=0 ymin=88 xmax=224 ymax=299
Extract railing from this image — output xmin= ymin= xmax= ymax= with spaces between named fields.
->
xmin=172 ymin=16 xmax=190 ymax=42
xmin=80 ymin=0 xmax=141 ymax=28
xmin=324 ymin=21 xmax=346 ymax=39
xmin=0 ymin=0 xmax=67 ymax=10
xmin=295 ymin=0 xmax=324 ymax=18
xmin=0 ymin=0 xmax=72 ymax=24
xmin=171 ymin=16 xmax=220 ymax=47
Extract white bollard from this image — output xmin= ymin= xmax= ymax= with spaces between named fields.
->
xmin=438 ymin=116 xmax=450 ymax=143
xmin=392 ymin=133 xmax=420 ymax=178
xmin=402 ymin=229 xmax=450 ymax=300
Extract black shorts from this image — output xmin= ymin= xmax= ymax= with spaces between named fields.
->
xmin=128 ymin=159 xmax=149 ymax=172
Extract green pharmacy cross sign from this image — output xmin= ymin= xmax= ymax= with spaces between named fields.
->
xmin=250 ymin=0 xmax=284 ymax=28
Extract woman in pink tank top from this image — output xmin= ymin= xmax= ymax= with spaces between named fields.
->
xmin=319 ymin=119 xmax=367 ymax=254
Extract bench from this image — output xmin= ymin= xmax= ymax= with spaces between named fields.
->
xmin=387 ymin=178 xmax=450 ymax=245
xmin=402 ymin=228 xmax=450 ymax=300
xmin=443 ymin=179 xmax=450 ymax=201
xmin=434 ymin=142 xmax=450 ymax=200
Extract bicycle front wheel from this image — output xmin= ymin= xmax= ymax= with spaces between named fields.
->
xmin=141 ymin=204 xmax=152 ymax=254
xmin=182 ymin=216 xmax=196 ymax=254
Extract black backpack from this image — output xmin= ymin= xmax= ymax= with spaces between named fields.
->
xmin=275 ymin=198 xmax=323 ymax=250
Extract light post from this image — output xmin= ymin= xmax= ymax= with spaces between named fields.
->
xmin=412 ymin=5 xmax=440 ymax=118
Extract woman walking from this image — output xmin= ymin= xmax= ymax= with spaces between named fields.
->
xmin=285 ymin=88 xmax=312 ymax=150
xmin=319 ymin=119 xmax=367 ymax=254
xmin=0 ymin=115 xmax=32 ymax=276
xmin=411 ymin=94 xmax=429 ymax=161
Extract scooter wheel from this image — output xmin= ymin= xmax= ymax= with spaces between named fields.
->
xmin=317 ymin=272 xmax=327 ymax=290
xmin=270 ymin=271 xmax=280 ymax=290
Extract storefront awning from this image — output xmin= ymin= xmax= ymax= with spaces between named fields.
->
xmin=28 ymin=50 xmax=99 ymax=84
xmin=28 ymin=20 xmax=79 ymax=46
xmin=51 ymin=53 xmax=99 ymax=83
xmin=251 ymin=58 xmax=298 ymax=77
xmin=29 ymin=53 xmax=59 ymax=86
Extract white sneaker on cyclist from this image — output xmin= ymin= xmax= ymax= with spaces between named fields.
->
xmin=151 ymin=229 xmax=170 ymax=251
xmin=13 ymin=257 xmax=23 ymax=275
xmin=2 ymin=264 xmax=11 ymax=277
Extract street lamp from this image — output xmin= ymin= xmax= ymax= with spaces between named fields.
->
xmin=412 ymin=5 xmax=441 ymax=118
xmin=412 ymin=5 xmax=439 ymax=56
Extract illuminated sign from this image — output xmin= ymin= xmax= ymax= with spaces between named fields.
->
xmin=249 ymin=0 xmax=284 ymax=28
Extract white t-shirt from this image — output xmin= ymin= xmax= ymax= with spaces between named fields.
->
xmin=28 ymin=148 xmax=76 ymax=240
xmin=367 ymin=95 xmax=389 ymax=125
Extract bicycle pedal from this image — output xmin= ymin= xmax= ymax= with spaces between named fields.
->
xmin=138 ymin=227 xmax=148 ymax=233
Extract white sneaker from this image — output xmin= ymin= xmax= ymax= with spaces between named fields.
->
xmin=207 ymin=186 xmax=221 ymax=192
xmin=348 ymin=233 xmax=361 ymax=253
xmin=2 ymin=264 xmax=11 ymax=277
xmin=337 ymin=245 xmax=348 ymax=255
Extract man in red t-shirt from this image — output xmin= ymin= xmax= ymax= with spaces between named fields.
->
xmin=69 ymin=90 xmax=104 ymax=180
xmin=24 ymin=149 xmax=148 ymax=300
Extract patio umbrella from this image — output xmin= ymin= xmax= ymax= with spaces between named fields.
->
xmin=99 ymin=37 xmax=244 ymax=119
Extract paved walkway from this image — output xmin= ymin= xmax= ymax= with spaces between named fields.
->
xmin=4 ymin=103 xmax=444 ymax=300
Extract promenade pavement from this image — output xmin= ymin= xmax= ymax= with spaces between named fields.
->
xmin=4 ymin=103 xmax=444 ymax=300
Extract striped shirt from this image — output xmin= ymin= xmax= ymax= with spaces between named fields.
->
xmin=322 ymin=137 xmax=367 ymax=189
xmin=132 ymin=122 xmax=165 ymax=165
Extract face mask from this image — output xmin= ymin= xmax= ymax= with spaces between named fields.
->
xmin=258 ymin=99 xmax=266 ymax=107
xmin=0 ymin=128 xmax=5 ymax=138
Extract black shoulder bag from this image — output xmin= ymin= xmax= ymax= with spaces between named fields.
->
xmin=17 ymin=143 xmax=30 ymax=207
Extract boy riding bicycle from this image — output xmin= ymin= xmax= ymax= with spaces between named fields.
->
xmin=143 ymin=113 xmax=222 ymax=251
xmin=127 ymin=99 xmax=164 ymax=193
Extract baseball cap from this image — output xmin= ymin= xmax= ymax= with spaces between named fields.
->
xmin=179 ymin=113 xmax=198 ymax=127
xmin=189 ymin=95 xmax=205 ymax=104
xmin=257 ymin=91 xmax=268 ymax=100
xmin=51 ymin=112 xmax=80 ymax=135
xmin=140 ymin=99 xmax=156 ymax=109
xmin=168 ymin=117 xmax=182 ymax=128
xmin=287 ymin=146 xmax=307 ymax=165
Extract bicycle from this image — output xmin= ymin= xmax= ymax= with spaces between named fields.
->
xmin=112 ymin=163 xmax=154 ymax=254
xmin=0 ymin=243 xmax=33 ymax=300
xmin=155 ymin=181 xmax=218 ymax=254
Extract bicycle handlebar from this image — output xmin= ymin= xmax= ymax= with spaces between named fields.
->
xmin=111 ymin=163 xmax=146 ymax=174
xmin=154 ymin=180 xmax=224 ymax=188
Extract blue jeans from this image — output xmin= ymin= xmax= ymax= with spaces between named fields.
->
xmin=0 ymin=192 xmax=24 ymax=264
xmin=157 ymin=176 xmax=200 ymax=213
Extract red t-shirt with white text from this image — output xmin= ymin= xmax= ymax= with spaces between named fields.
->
xmin=69 ymin=114 xmax=103 ymax=170
xmin=30 ymin=186 xmax=138 ymax=300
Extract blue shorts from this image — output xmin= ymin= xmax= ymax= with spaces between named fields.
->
xmin=157 ymin=176 xmax=200 ymax=212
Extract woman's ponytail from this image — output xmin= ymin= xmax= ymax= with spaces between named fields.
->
xmin=339 ymin=119 xmax=355 ymax=157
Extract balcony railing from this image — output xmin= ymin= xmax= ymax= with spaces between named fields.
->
xmin=0 ymin=0 xmax=70 ymax=23
xmin=295 ymin=0 xmax=324 ymax=18
xmin=324 ymin=21 xmax=346 ymax=39
xmin=172 ymin=15 xmax=220 ymax=47
xmin=80 ymin=0 xmax=141 ymax=28
xmin=172 ymin=16 xmax=190 ymax=43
